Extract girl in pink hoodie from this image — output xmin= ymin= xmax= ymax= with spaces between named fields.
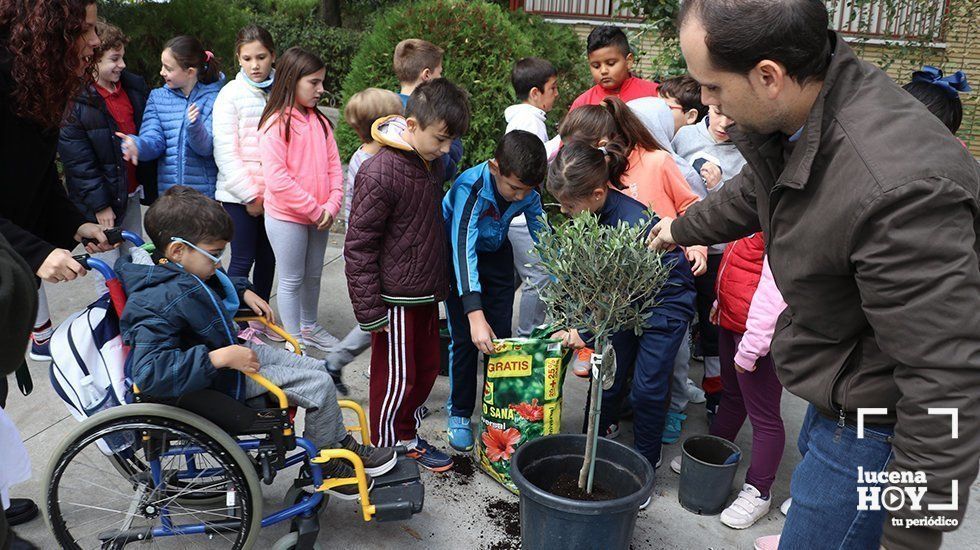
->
xmin=259 ymin=47 xmax=343 ymax=353
xmin=686 ymin=232 xmax=787 ymax=530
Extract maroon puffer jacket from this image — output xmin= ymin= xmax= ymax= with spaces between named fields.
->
xmin=344 ymin=145 xmax=448 ymax=331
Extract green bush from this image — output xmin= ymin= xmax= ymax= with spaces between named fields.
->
xmin=253 ymin=14 xmax=362 ymax=106
xmin=336 ymin=0 xmax=589 ymax=169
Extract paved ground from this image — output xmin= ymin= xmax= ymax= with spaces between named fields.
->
xmin=7 ymin=237 xmax=979 ymax=549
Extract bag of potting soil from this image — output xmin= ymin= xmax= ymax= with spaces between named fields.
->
xmin=477 ymin=326 xmax=567 ymax=493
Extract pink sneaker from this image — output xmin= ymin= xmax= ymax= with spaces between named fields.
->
xmin=754 ymin=535 xmax=780 ymax=550
xmin=238 ymin=327 xmax=266 ymax=346
xmin=249 ymin=320 xmax=285 ymax=342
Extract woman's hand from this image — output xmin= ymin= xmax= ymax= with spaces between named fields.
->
xmin=243 ymin=289 xmax=276 ymax=325
xmin=95 ymin=207 xmax=116 ymax=229
xmin=115 ymin=132 xmax=139 ymax=165
xmin=36 ymin=249 xmax=86 ymax=282
xmin=76 ymin=222 xmax=114 ymax=253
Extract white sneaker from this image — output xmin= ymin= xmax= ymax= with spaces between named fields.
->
xmin=285 ymin=338 xmax=306 ymax=355
xmin=780 ymin=497 xmax=792 ymax=516
xmin=685 ymin=378 xmax=706 ymax=404
xmin=670 ymin=455 xmax=682 ymax=474
xmin=720 ymin=484 xmax=771 ymax=529
xmin=639 ymin=495 xmax=652 ymax=510
xmin=301 ymin=324 xmax=340 ymax=352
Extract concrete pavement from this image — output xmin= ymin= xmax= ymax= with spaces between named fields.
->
xmin=6 ymin=238 xmax=979 ymax=549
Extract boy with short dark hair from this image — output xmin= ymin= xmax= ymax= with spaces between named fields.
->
xmin=442 ymin=130 xmax=548 ymax=451
xmin=345 ymin=78 xmax=471 ymax=471
xmin=570 ymin=25 xmax=660 ymax=111
xmin=659 ymin=74 xmax=708 ymax=135
xmin=119 ymin=186 xmax=397 ymax=499
xmin=392 ymin=38 xmax=463 ymax=182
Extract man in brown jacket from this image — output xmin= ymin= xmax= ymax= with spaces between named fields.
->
xmin=648 ymin=1 xmax=980 ymax=548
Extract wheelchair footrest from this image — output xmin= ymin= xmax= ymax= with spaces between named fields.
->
xmin=370 ymin=456 xmax=424 ymax=521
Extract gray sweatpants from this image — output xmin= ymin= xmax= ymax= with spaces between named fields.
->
xmin=327 ymin=326 xmax=372 ymax=369
xmin=243 ymin=342 xmax=347 ymax=449
xmin=508 ymin=223 xmax=550 ymax=337
xmin=264 ymin=215 xmax=330 ymax=337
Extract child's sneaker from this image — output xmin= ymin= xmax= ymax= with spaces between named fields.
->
xmin=670 ymin=455 xmax=682 ymax=474
xmin=339 ymin=434 xmax=396 ymax=477
xmin=720 ymin=484 xmax=771 ymax=529
xmin=321 ymin=457 xmax=374 ymax=500
xmin=780 ymin=497 xmax=792 ymax=516
xmin=754 ymin=535 xmax=780 ymax=550
xmin=404 ymin=437 xmax=453 ymax=472
xmin=285 ymin=338 xmax=306 ymax=355
xmin=605 ymin=423 xmax=620 ymax=439
xmin=249 ymin=320 xmax=285 ymax=342
xmin=447 ymin=415 xmax=474 ymax=451
xmin=29 ymin=320 xmax=53 ymax=361
xmin=570 ymin=347 xmax=593 ymax=378
xmin=325 ymin=358 xmax=348 ymax=396
xmin=237 ymin=327 xmax=266 ymax=346
xmin=301 ymin=324 xmax=340 ymax=352
xmin=662 ymin=412 xmax=686 ymax=444
xmin=685 ymin=378 xmax=706 ymax=404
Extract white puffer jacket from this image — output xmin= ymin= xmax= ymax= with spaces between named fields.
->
xmin=213 ymin=71 xmax=269 ymax=204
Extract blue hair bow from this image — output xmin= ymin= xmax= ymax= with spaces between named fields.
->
xmin=911 ymin=66 xmax=972 ymax=99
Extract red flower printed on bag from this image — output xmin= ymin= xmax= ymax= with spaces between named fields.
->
xmin=482 ymin=425 xmax=521 ymax=462
xmin=509 ymin=399 xmax=544 ymax=422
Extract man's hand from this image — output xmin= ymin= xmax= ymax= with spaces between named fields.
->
xmin=316 ymin=211 xmax=333 ymax=231
xmin=468 ymin=310 xmax=497 ymax=355
xmin=245 ymin=197 xmax=264 ymax=217
xmin=686 ymin=247 xmax=708 ymax=276
xmin=37 ymin=249 xmax=87 ymax=282
xmin=242 ymin=289 xmax=275 ymax=325
xmin=209 ymin=345 xmax=260 ymax=374
xmin=701 ymin=162 xmax=723 ymax=189
xmin=115 ymin=132 xmax=139 ymax=165
xmin=95 ymin=207 xmax=116 ymax=229
xmin=75 ymin=223 xmax=115 ymax=253
xmin=647 ymin=217 xmax=677 ymax=251
xmin=552 ymin=329 xmax=586 ymax=349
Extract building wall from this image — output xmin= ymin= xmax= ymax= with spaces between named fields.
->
xmin=556 ymin=7 xmax=979 ymax=157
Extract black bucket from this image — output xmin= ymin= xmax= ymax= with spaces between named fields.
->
xmin=511 ymin=434 xmax=654 ymax=550
xmin=677 ymin=435 xmax=742 ymax=515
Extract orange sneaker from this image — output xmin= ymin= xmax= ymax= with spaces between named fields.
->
xmin=571 ymin=347 xmax=594 ymax=378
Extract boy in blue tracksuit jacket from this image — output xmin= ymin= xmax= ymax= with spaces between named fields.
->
xmin=442 ymin=131 xmax=548 ymax=451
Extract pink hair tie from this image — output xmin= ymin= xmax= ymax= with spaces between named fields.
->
xmin=204 ymin=50 xmax=214 ymax=62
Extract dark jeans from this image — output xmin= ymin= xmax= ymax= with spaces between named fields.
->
xmin=779 ymin=405 xmax=894 ymax=549
xmin=596 ymin=315 xmax=688 ymax=470
xmin=223 ymin=202 xmax=275 ymax=301
xmin=445 ymin=241 xmax=515 ymax=418
xmin=694 ymin=253 xmax=721 ymax=358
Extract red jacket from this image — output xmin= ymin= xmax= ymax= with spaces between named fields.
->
xmin=715 ymin=233 xmax=765 ymax=334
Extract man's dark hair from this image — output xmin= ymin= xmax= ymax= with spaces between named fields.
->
xmin=586 ymin=25 xmax=631 ymax=57
xmin=144 ymin=186 xmax=234 ymax=249
xmin=678 ymin=0 xmax=832 ymax=84
xmin=406 ymin=78 xmax=471 ymax=138
xmin=659 ymin=75 xmax=708 ymax=121
xmin=902 ymin=81 xmax=963 ymax=133
xmin=512 ymin=57 xmax=558 ymax=101
xmin=495 ymin=130 xmax=547 ymax=186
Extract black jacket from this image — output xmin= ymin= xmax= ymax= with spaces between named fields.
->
xmin=59 ymin=72 xmax=157 ymax=220
xmin=0 ymin=44 xmax=87 ymax=272
xmin=672 ymin=33 xmax=980 ymax=549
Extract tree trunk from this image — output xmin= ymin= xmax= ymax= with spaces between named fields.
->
xmin=578 ymin=337 xmax=605 ymax=493
xmin=319 ymin=0 xmax=342 ymax=27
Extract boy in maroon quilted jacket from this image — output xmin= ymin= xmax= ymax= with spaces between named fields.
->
xmin=344 ymin=79 xmax=470 ymax=471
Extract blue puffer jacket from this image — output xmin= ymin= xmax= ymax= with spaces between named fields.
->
xmin=117 ymin=255 xmax=250 ymax=401
xmin=132 ymin=76 xmax=225 ymax=197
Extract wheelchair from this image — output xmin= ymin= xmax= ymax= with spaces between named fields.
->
xmin=42 ymin=229 xmax=424 ymax=549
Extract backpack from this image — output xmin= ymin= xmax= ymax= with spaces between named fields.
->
xmin=49 ymin=293 xmax=133 ymax=453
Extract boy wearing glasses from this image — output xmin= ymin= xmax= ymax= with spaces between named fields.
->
xmin=117 ymin=186 xmax=398 ymax=498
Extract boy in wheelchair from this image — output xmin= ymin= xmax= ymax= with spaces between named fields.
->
xmin=116 ymin=186 xmax=397 ymax=499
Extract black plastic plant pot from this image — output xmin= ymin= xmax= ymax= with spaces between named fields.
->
xmin=511 ymin=434 xmax=654 ymax=550
xmin=677 ymin=435 xmax=741 ymax=516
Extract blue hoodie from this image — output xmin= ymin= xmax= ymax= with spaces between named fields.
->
xmin=116 ymin=255 xmax=250 ymax=401
xmin=132 ymin=76 xmax=225 ymax=197
xmin=443 ymin=161 xmax=547 ymax=313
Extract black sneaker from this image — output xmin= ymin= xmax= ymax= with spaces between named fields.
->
xmin=340 ymin=434 xmax=397 ymax=477
xmin=321 ymin=457 xmax=374 ymax=500
xmin=325 ymin=359 xmax=349 ymax=396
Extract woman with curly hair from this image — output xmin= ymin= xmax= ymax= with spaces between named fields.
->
xmin=0 ymin=1 xmax=111 ymax=546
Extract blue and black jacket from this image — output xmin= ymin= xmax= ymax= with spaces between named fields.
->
xmin=443 ymin=161 xmax=547 ymax=313
xmin=116 ymin=257 xmax=252 ymax=401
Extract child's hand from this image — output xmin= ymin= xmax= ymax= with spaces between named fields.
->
xmin=316 ymin=211 xmax=333 ymax=231
xmin=709 ymin=302 xmax=719 ymax=325
xmin=701 ymin=162 xmax=723 ymax=189
xmin=115 ymin=132 xmax=139 ymax=165
xmin=187 ymin=103 xmax=200 ymax=125
xmin=371 ymin=325 xmax=390 ymax=334
xmin=467 ymin=310 xmax=497 ymax=355
xmin=209 ymin=345 xmax=260 ymax=374
xmin=734 ymin=364 xmax=748 ymax=374
xmin=552 ymin=329 xmax=586 ymax=349
xmin=686 ymin=248 xmax=708 ymax=276
xmin=243 ymin=290 xmax=276 ymax=325
xmin=95 ymin=207 xmax=116 ymax=229
xmin=245 ymin=197 xmax=264 ymax=217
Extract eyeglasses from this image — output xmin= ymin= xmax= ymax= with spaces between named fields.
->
xmin=668 ymin=105 xmax=684 ymax=112
xmin=171 ymin=237 xmax=224 ymax=265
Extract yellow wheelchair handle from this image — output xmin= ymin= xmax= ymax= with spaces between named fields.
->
xmin=235 ymin=315 xmax=303 ymax=356
xmin=312 ymin=448 xmax=376 ymax=521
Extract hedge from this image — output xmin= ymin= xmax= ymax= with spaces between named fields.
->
xmin=336 ymin=0 xmax=591 ymax=169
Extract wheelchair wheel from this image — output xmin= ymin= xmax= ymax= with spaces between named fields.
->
xmin=271 ymin=531 xmax=323 ymax=550
xmin=43 ymin=404 xmax=262 ymax=549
